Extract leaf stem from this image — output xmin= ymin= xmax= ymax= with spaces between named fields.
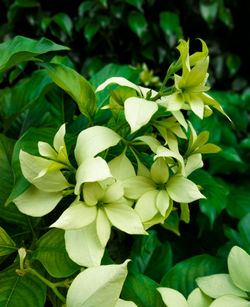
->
xmin=24 ymin=268 xmax=67 ymax=303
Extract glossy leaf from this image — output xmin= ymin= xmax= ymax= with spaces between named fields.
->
xmin=189 ymin=170 xmax=229 ymax=227
xmin=0 ymin=264 xmax=46 ymax=307
xmin=0 ymin=226 xmax=16 ymax=256
xmin=43 ymin=63 xmax=97 ymax=120
xmin=32 ymin=229 xmax=79 ymax=278
xmin=0 ymin=36 xmax=69 ymax=73
xmin=161 ymin=254 xmax=226 ymax=297
xmin=84 ymin=20 xmax=100 ymax=42
xmin=53 ymin=13 xmax=73 ymax=37
xmin=122 ymin=271 xmax=165 ymax=307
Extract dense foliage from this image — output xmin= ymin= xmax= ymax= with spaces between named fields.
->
xmin=0 ymin=1 xmax=249 ymax=307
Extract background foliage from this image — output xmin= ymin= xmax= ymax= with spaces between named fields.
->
xmin=0 ymin=0 xmax=249 ymax=306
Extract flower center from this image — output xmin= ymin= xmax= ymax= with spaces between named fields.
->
xmin=155 ymin=182 xmax=166 ymax=190
xmin=96 ymin=200 xmax=105 ymax=208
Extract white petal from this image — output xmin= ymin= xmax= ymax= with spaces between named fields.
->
xmin=50 ymin=203 xmax=97 ymax=230
xmin=156 ymin=190 xmax=170 ymax=216
xmin=83 ymin=182 xmax=104 ymax=205
xmin=189 ymin=94 xmax=204 ymax=119
xmin=108 ymin=152 xmax=135 ymax=180
xmin=96 ymin=209 xmax=111 ymax=248
xmin=135 ymin=190 xmax=158 ymax=222
xmin=115 ymin=299 xmax=138 ymax=307
xmin=187 ymin=288 xmax=212 ymax=307
xmin=20 ymin=150 xmax=69 ymax=192
xmin=75 ymin=157 xmax=112 ymax=195
xmin=185 ymin=154 xmax=203 ymax=177
xmin=209 ymin=295 xmax=250 ymax=307
xmin=124 ymin=97 xmax=158 ymax=133
xmin=53 ymin=123 xmax=66 ymax=152
xmin=133 ymin=135 xmax=161 ymax=153
xmin=157 ymin=287 xmax=188 ymax=307
xmin=167 ymin=175 xmax=205 ymax=203
xmin=13 ymin=185 xmax=62 ymax=217
xmin=103 ymin=181 xmax=124 ymax=203
xmin=38 ymin=141 xmax=57 ymax=159
xmin=123 ymin=176 xmax=155 ymax=199
xmin=75 ymin=126 xmax=121 ymax=165
xmin=66 ymin=260 xmax=129 ymax=307
xmin=105 ymin=203 xmax=146 ymax=235
xmin=96 ymin=76 xmax=141 ymax=93
xmin=65 ymin=223 xmax=104 ymax=267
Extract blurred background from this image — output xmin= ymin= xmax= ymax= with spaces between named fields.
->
xmin=0 ymin=0 xmax=249 ymax=91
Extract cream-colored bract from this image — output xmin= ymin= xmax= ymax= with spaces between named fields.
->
xmin=66 ymin=260 xmax=130 ymax=307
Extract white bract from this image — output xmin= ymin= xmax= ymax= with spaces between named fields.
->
xmin=14 ymin=124 xmax=72 ymax=216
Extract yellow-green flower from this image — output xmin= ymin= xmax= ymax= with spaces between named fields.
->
xmin=158 ymin=39 xmax=229 ymax=120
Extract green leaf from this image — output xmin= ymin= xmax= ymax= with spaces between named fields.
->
xmin=200 ymin=0 xmax=218 ymax=23
xmin=66 ymin=260 xmax=129 ymax=307
xmin=0 ymin=264 xmax=46 ymax=307
xmin=90 ymin=63 xmax=140 ymax=109
xmin=226 ymin=54 xmax=241 ymax=77
xmin=126 ymin=0 xmax=144 ymax=11
xmin=42 ymin=63 xmax=96 ymax=120
xmin=130 ymin=230 xmax=172 ymax=282
xmin=1 ymin=70 xmax=53 ymax=131
xmin=78 ymin=1 xmax=93 ymax=17
xmin=0 ymin=226 xmax=16 ymax=256
xmin=160 ymin=12 xmax=182 ymax=37
xmin=128 ymin=12 xmax=147 ymax=38
xmin=161 ymin=211 xmax=180 ymax=236
xmin=226 ymin=186 xmax=250 ymax=220
xmin=189 ymin=170 xmax=229 ymax=227
xmin=53 ymin=13 xmax=73 ymax=37
xmin=122 ymin=271 xmax=165 ymax=307
xmin=228 ymin=246 xmax=250 ymax=292
xmin=0 ymin=36 xmax=69 ymax=73
xmin=15 ymin=0 xmax=39 ymax=7
xmin=238 ymin=214 xmax=250 ymax=253
xmin=161 ymin=254 xmax=226 ymax=297
xmin=84 ymin=20 xmax=100 ymax=42
xmin=32 ymin=229 xmax=79 ymax=278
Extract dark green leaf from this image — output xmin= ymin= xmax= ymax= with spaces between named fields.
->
xmin=160 ymin=12 xmax=182 ymax=37
xmin=0 ymin=264 xmax=46 ymax=307
xmin=0 ymin=70 xmax=53 ymax=131
xmin=32 ymin=229 xmax=80 ymax=278
xmin=189 ymin=170 xmax=229 ymax=227
xmin=0 ymin=226 xmax=16 ymax=256
xmin=84 ymin=20 xmax=100 ymax=42
xmin=15 ymin=0 xmax=39 ymax=7
xmin=0 ymin=36 xmax=69 ymax=73
xmin=200 ymin=0 xmax=218 ymax=23
xmin=122 ymin=271 xmax=165 ymax=307
xmin=78 ymin=1 xmax=93 ymax=17
xmin=128 ymin=12 xmax=147 ymax=38
xmin=130 ymin=230 xmax=172 ymax=282
xmin=126 ymin=0 xmax=144 ymax=11
xmin=161 ymin=254 xmax=226 ymax=297
xmin=226 ymin=187 xmax=250 ymax=220
xmin=42 ymin=63 xmax=97 ymax=120
xmin=226 ymin=54 xmax=241 ymax=77
xmin=53 ymin=13 xmax=73 ymax=37
xmin=238 ymin=214 xmax=250 ymax=254
xmin=161 ymin=211 xmax=180 ymax=236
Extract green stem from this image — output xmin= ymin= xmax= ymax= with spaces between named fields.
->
xmin=25 ymin=268 xmax=66 ymax=303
